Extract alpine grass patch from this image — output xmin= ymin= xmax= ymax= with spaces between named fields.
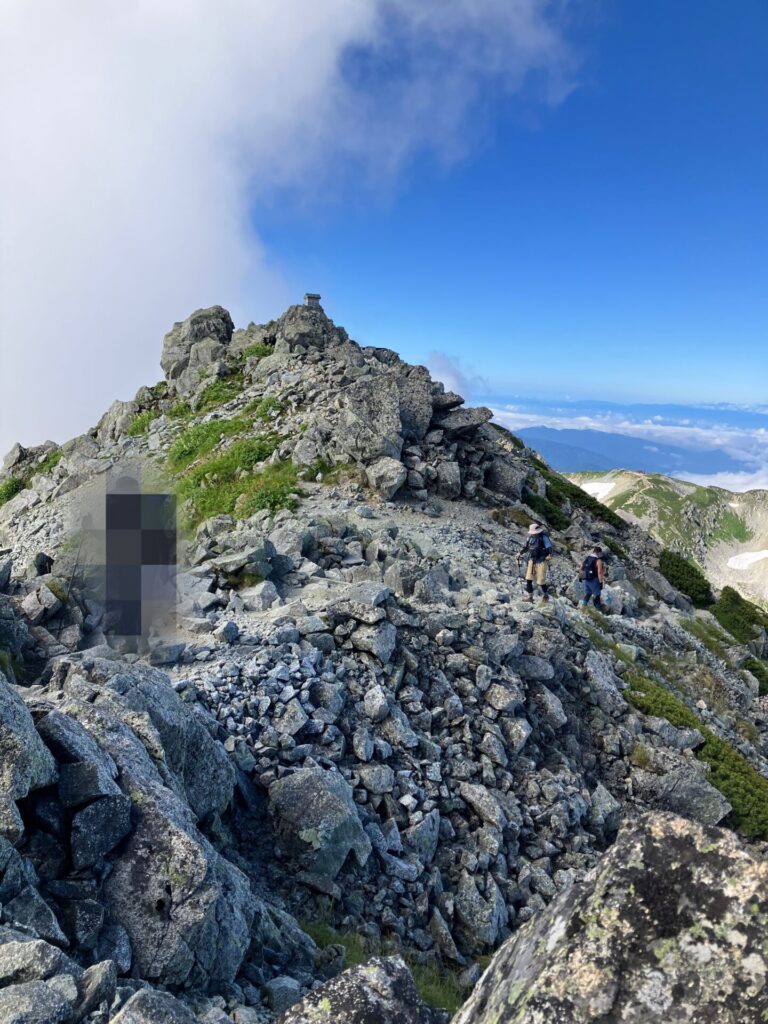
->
xmin=127 ymin=409 xmax=158 ymax=436
xmin=173 ymin=435 xmax=290 ymax=527
xmin=626 ymin=672 xmax=768 ymax=839
xmin=167 ymin=417 xmax=253 ymax=470
xmin=241 ymin=343 xmax=273 ymax=360
xmin=195 ymin=373 xmax=244 ymax=413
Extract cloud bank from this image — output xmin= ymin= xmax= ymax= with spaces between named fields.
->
xmin=0 ymin=0 xmax=578 ymax=458
xmin=490 ymin=397 xmax=768 ymax=492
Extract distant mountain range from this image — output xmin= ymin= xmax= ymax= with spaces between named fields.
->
xmin=569 ymin=469 xmax=768 ymax=605
xmin=516 ymin=426 xmax=747 ymax=476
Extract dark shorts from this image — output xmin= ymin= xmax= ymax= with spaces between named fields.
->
xmin=585 ymin=578 xmax=603 ymax=598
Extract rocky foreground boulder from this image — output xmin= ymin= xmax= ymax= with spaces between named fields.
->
xmin=455 ymin=812 xmax=768 ymax=1023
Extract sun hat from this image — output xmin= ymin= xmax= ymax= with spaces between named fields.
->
xmin=528 ymin=524 xmax=545 ymax=535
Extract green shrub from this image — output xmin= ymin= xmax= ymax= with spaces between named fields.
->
xmin=0 ymin=477 xmax=24 ymax=506
xmin=744 ymin=658 xmax=768 ymax=696
xmin=241 ymin=343 xmax=273 ymax=360
xmin=237 ymin=463 xmax=298 ymax=517
xmin=126 ymin=409 xmax=158 ymax=436
xmin=626 ymin=673 xmax=768 ymax=839
xmin=712 ymin=587 xmax=768 ymax=645
xmin=524 ymin=491 xmax=569 ymax=531
xmin=658 ymin=550 xmax=713 ymax=607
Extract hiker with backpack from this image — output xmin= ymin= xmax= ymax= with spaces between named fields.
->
xmin=517 ymin=523 xmax=553 ymax=604
xmin=579 ymin=545 xmax=605 ymax=610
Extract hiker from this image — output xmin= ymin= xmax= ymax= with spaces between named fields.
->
xmin=517 ymin=523 xmax=553 ymax=604
xmin=580 ymin=545 xmax=605 ymax=610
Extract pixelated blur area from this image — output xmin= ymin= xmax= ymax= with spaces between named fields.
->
xmin=76 ymin=472 xmax=178 ymax=639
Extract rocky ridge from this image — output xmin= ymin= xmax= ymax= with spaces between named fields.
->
xmin=1 ymin=300 xmax=768 ymax=1021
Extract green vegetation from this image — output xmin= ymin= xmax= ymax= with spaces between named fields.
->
xmin=168 ymin=400 xmax=194 ymax=421
xmin=658 ymin=549 xmax=712 ymax=607
xmin=167 ymin=417 xmax=253 ymax=471
xmin=244 ymin=396 xmax=285 ymax=422
xmin=744 ymin=658 xmax=768 ymax=697
xmin=711 ymin=587 xmax=768 ymax=645
xmin=524 ymin=491 xmax=569 ymax=531
xmin=0 ymin=477 xmax=24 ymax=506
xmin=489 ymin=422 xmax=525 ymax=449
xmin=173 ymin=435 xmax=292 ymax=528
xmin=126 ymin=409 xmax=158 ymax=436
xmin=604 ymin=536 xmax=629 ymax=560
xmin=241 ymin=342 xmax=273 ymax=360
xmin=32 ymin=448 xmax=63 ymax=477
xmin=681 ymin=618 xmax=730 ymax=659
xmin=195 ymin=372 xmax=244 ymax=412
xmin=711 ymin=508 xmax=752 ymax=544
xmin=301 ymin=921 xmax=471 ymax=1014
xmin=626 ymin=672 xmax=768 ymax=839
xmin=543 ymin=470 xmax=626 ymax=531
xmin=491 ymin=506 xmax=536 ymax=530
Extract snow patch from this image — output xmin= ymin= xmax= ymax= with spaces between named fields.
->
xmin=580 ymin=480 xmax=616 ymax=503
xmin=727 ymin=551 xmax=768 ymax=570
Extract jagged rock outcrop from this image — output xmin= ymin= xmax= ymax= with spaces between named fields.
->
xmin=455 ymin=812 xmax=768 ymax=1023
xmin=161 ymin=305 xmax=235 ymax=396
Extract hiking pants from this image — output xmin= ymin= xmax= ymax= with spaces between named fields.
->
xmin=584 ymin=578 xmax=603 ymax=607
xmin=526 ymin=559 xmax=548 ymax=594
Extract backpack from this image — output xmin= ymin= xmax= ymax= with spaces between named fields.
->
xmin=529 ymin=533 xmax=552 ymax=562
xmin=581 ymin=555 xmax=600 ymax=581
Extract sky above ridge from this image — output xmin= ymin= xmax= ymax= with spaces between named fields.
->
xmin=1 ymin=1 xmax=766 ymax=474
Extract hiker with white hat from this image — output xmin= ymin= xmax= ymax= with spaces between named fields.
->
xmin=516 ymin=523 xmax=553 ymax=604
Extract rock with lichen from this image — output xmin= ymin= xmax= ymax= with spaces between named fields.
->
xmin=454 ymin=811 xmax=768 ymax=1023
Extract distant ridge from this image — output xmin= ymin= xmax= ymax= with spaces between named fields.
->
xmin=517 ymin=426 xmax=747 ymax=476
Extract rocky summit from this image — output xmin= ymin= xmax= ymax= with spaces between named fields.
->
xmin=2 ymin=298 xmax=768 ymax=1022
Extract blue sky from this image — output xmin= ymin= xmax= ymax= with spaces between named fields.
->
xmin=2 ymin=1 xmax=766 ymax=466
xmin=258 ymin=1 xmax=767 ymax=404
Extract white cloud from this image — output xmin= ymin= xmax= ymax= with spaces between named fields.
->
xmin=678 ymin=470 xmax=768 ymax=494
xmin=425 ymin=351 xmax=489 ymax=399
xmin=0 ymin=0 xmax=578 ymax=458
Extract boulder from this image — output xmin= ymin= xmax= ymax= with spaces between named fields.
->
xmin=276 ymin=956 xmax=442 ymax=1024
xmin=455 ymin=812 xmax=768 ymax=1024
xmin=340 ymin=377 xmax=404 ymax=462
xmin=111 ymin=988 xmax=198 ymax=1023
xmin=0 ymin=672 xmax=57 ymax=843
xmin=366 ymin=457 xmax=407 ymax=500
xmin=432 ymin=406 xmax=492 ymax=437
xmin=269 ymin=768 xmax=371 ymax=880
xmin=657 ymin=768 xmax=732 ymax=826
